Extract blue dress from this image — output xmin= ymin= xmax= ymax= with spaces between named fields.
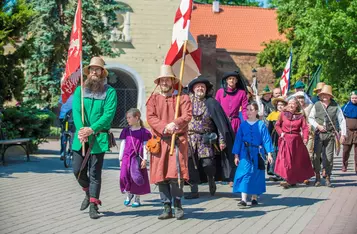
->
xmin=232 ymin=120 xmax=273 ymax=195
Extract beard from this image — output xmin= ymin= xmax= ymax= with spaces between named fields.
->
xmin=194 ymin=91 xmax=205 ymax=99
xmin=85 ymin=74 xmax=105 ymax=93
xmin=160 ymin=85 xmax=172 ymax=93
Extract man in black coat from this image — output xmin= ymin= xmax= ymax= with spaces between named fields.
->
xmin=185 ymin=76 xmax=235 ymax=199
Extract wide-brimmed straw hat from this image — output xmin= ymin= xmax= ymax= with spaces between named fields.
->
xmin=318 ymin=85 xmax=334 ymax=97
xmin=313 ymin=82 xmax=325 ymax=92
xmin=154 ymin=65 xmax=180 ymax=85
xmin=83 ymin=57 xmax=108 ymax=78
xmin=272 ymin=96 xmax=287 ymax=106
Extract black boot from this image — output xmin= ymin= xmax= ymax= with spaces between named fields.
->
xmin=89 ymin=203 xmax=100 ymax=219
xmin=80 ymin=192 xmax=90 ymax=211
xmin=208 ymin=176 xmax=216 ymax=196
xmin=174 ymin=199 xmax=184 ymax=220
xmin=158 ymin=203 xmax=173 ymax=220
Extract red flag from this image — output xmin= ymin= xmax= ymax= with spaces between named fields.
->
xmin=61 ymin=0 xmax=82 ymax=103
xmin=164 ymin=0 xmax=201 ymax=87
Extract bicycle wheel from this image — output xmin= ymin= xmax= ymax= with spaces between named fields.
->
xmin=64 ymin=134 xmax=72 ymax=168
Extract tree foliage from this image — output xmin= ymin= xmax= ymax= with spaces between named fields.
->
xmin=258 ymin=0 xmax=357 ymax=103
xmin=194 ymin=0 xmax=261 ymax=7
xmin=23 ymin=0 xmax=122 ymax=107
xmin=0 ymin=0 xmax=34 ymax=106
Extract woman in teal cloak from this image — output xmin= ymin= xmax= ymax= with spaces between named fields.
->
xmin=232 ymin=102 xmax=274 ymax=208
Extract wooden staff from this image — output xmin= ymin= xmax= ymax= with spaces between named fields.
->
xmin=169 ymin=40 xmax=188 ymax=156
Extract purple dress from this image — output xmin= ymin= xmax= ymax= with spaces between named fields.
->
xmin=119 ymin=127 xmax=151 ymax=195
xmin=215 ymin=87 xmax=248 ymax=134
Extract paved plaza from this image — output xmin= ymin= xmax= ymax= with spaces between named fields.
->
xmin=1 ymin=134 xmax=357 ymax=234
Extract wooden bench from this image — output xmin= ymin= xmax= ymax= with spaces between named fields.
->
xmin=0 ymin=127 xmax=32 ymax=165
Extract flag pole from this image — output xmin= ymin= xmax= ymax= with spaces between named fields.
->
xmin=78 ymin=0 xmax=85 ymax=156
xmin=169 ymin=40 xmax=188 ymax=156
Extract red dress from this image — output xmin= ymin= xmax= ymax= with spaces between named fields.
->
xmin=274 ymin=111 xmax=315 ymax=184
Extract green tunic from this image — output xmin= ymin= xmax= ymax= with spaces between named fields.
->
xmin=72 ymin=85 xmax=117 ymax=154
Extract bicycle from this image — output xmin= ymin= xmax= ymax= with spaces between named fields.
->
xmin=61 ymin=110 xmax=75 ymax=168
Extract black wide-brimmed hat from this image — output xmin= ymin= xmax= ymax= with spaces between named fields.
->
xmin=188 ymin=75 xmax=213 ymax=94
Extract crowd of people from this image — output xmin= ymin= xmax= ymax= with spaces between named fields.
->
xmin=67 ymin=56 xmax=357 ymax=219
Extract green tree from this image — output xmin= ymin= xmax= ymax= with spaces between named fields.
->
xmin=23 ymin=0 xmax=123 ymax=107
xmin=0 ymin=0 xmax=34 ymax=106
xmin=258 ymin=0 xmax=357 ymax=103
xmin=194 ymin=0 xmax=261 ymax=7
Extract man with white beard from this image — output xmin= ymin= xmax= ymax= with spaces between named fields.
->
xmin=185 ymin=76 xmax=235 ymax=199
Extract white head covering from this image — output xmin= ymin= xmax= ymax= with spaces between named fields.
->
xmin=289 ymin=91 xmax=313 ymax=105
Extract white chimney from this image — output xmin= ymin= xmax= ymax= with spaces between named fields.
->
xmin=212 ymin=1 xmax=220 ymax=13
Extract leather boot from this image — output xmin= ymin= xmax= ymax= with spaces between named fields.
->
xmin=80 ymin=192 xmax=90 ymax=211
xmin=174 ymin=199 xmax=184 ymax=220
xmin=89 ymin=203 xmax=100 ymax=219
xmin=325 ymin=175 xmax=332 ymax=187
xmin=158 ymin=203 xmax=173 ymax=220
xmin=314 ymin=173 xmax=321 ymax=187
xmin=208 ymin=176 xmax=216 ymax=196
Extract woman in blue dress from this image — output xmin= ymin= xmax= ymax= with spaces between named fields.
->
xmin=233 ymin=102 xmax=274 ymax=208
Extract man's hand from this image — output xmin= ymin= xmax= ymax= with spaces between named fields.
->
xmin=220 ymin=144 xmax=226 ymax=151
xmin=340 ymin=135 xmax=346 ymax=144
xmin=164 ymin=122 xmax=177 ymax=134
xmin=317 ymin=124 xmax=327 ymax=133
xmin=78 ymin=136 xmax=88 ymax=144
xmin=78 ymin=127 xmax=94 ymax=138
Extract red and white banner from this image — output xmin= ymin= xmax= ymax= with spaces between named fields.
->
xmin=280 ymin=52 xmax=292 ymax=96
xmin=164 ymin=0 xmax=201 ymax=86
xmin=61 ymin=0 xmax=82 ymax=104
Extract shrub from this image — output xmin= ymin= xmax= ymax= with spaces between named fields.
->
xmin=0 ymin=106 xmax=56 ymax=152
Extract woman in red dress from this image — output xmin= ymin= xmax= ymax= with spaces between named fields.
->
xmin=274 ymin=97 xmax=315 ymax=189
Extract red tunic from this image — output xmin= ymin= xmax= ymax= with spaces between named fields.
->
xmin=274 ymin=111 xmax=315 ymax=184
xmin=146 ymin=92 xmax=192 ymax=184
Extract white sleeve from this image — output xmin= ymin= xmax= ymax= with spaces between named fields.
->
xmin=337 ymin=107 xmax=347 ymax=136
xmin=119 ymin=140 xmax=125 ymax=161
xmin=143 ymin=141 xmax=149 ymax=160
xmin=308 ymin=105 xmax=318 ymax=129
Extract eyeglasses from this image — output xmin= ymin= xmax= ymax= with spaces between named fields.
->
xmin=89 ymin=67 xmax=102 ymax=73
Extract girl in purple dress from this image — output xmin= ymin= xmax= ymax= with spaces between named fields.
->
xmin=119 ymin=108 xmax=151 ymax=207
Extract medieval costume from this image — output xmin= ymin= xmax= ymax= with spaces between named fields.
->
xmin=215 ymin=71 xmax=248 ymax=134
xmin=185 ymin=76 xmax=235 ymax=199
xmin=309 ymin=85 xmax=347 ymax=186
xmin=72 ymin=57 xmax=117 ymax=219
xmin=146 ymin=65 xmax=192 ymax=220
xmin=215 ymin=71 xmax=248 ymax=186
xmin=274 ymin=109 xmax=315 ymax=187
xmin=341 ymin=91 xmax=357 ymax=173
xmin=266 ymin=97 xmax=287 ymax=179
xmin=232 ymin=120 xmax=273 ymax=198
xmin=119 ymin=127 xmax=151 ymax=206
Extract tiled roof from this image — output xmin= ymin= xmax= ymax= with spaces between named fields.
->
xmin=190 ymin=4 xmax=285 ymax=53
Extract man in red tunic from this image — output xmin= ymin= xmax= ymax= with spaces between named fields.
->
xmin=147 ymin=65 xmax=192 ymax=220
